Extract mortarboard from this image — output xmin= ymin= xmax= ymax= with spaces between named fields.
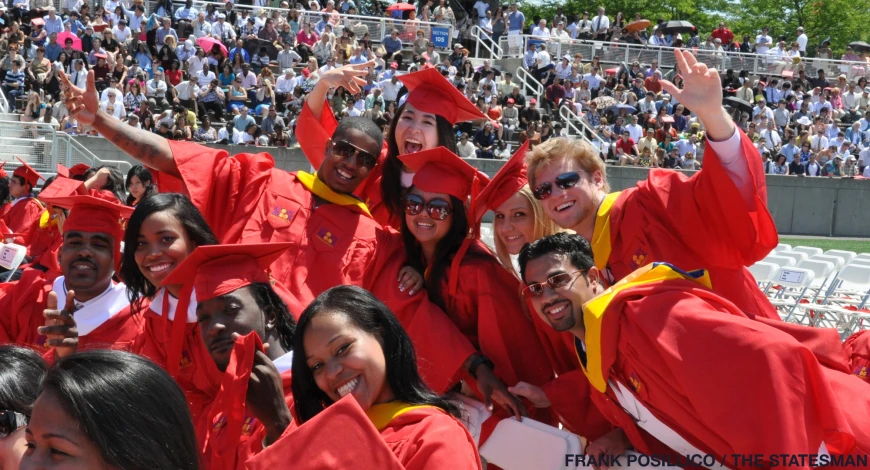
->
xmin=399 ymin=68 xmax=487 ymax=124
xmin=159 ymin=243 xmax=294 ymax=379
xmin=38 ymin=176 xmax=84 ymax=201
xmin=0 ymin=161 xmax=6 ymax=179
xmin=473 ymin=142 xmax=529 ymax=224
xmin=13 ymin=157 xmax=44 ymax=187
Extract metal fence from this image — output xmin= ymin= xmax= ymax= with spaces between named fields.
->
xmin=489 ymin=34 xmax=870 ymax=81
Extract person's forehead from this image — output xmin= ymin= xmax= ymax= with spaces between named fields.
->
xmin=525 ymin=252 xmax=573 ymax=282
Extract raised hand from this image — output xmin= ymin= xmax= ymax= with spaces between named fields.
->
xmin=232 ymin=334 xmax=293 ymax=445
xmin=397 ymin=265 xmax=423 ymax=296
xmin=59 ymin=69 xmax=99 ymax=126
xmin=318 ymin=60 xmax=375 ymax=95
xmin=660 ymin=49 xmax=735 ymax=141
xmin=38 ymin=290 xmax=79 ymax=359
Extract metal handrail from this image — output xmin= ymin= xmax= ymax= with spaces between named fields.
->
xmin=0 ymin=89 xmax=8 ymax=114
xmin=559 ymin=106 xmax=608 ymax=155
xmin=0 ymin=120 xmax=106 ymax=174
xmin=494 ymin=35 xmax=870 ymax=80
xmin=515 ymin=66 xmax=543 ymax=97
xmin=470 ymin=25 xmax=502 ymax=60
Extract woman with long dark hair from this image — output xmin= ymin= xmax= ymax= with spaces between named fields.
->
xmin=297 ymin=64 xmax=486 ymax=228
xmin=20 ymin=350 xmax=199 ymax=470
xmin=125 ymin=165 xmax=157 ymax=206
xmin=0 ymin=346 xmax=46 ymax=470
xmin=288 ymin=285 xmax=481 ymax=468
xmin=160 ymin=243 xmax=298 ymax=469
xmin=397 ymin=147 xmax=555 ymax=438
xmin=0 ymin=171 xmax=12 ymax=219
xmin=84 ymin=166 xmax=127 ymax=202
xmin=119 ymin=193 xmax=220 ymax=424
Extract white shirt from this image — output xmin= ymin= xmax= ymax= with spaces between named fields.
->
xmin=759 ymin=129 xmax=781 ymax=149
xmin=52 ymin=277 xmax=130 ymax=336
xmin=755 ymin=34 xmax=772 ymax=54
xmin=174 ymin=80 xmax=200 ymax=101
xmin=797 ymin=33 xmax=808 ymax=52
xmin=276 ymin=75 xmax=297 ymax=93
xmin=196 ymin=70 xmax=216 ymax=88
xmin=100 ymin=87 xmax=124 ymax=102
xmin=233 ymin=128 xmax=254 ymax=144
xmin=379 ymin=79 xmax=402 ymax=101
xmin=146 ymin=79 xmax=167 ymax=97
xmin=531 ymin=26 xmax=550 ymax=39
xmin=534 ymin=50 xmax=551 ymax=68
xmin=472 ymin=0 xmax=488 ymax=18
xmin=151 ymin=287 xmax=197 ymax=322
xmin=70 ymin=68 xmax=88 ymax=89
xmin=626 ymin=123 xmax=643 ymax=142
xmin=591 ymin=14 xmax=609 ymax=33
xmin=187 ymin=55 xmax=207 ymax=77
xmin=112 ymin=25 xmax=130 ymax=42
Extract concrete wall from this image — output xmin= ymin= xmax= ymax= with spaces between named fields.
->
xmin=76 ymin=136 xmax=870 ymax=237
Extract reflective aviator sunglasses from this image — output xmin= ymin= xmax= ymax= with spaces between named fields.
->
xmin=532 ymin=171 xmax=583 ymax=200
xmin=523 ymin=270 xmax=587 ymax=299
xmin=403 ymin=194 xmax=453 ymax=220
xmin=332 ymin=141 xmax=378 ymax=169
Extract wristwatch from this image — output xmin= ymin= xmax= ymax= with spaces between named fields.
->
xmin=468 ymin=354 xmax=495 ymax=380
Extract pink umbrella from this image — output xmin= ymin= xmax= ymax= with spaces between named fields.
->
xmin=57 ymin=31 xmax=82 ymax=51
xmin=386 ymin=2 xmax=416 ymax=12
xmin=197 ymin=36 xmax=227 ymax=56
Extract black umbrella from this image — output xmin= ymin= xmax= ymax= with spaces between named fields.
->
xmin=659 ymin=20 xmax=695 ymax=34
xmin=848 ymin=41 xmax=870 ymax=53
xmin=724 ymin=96 xmax=753 ymax=114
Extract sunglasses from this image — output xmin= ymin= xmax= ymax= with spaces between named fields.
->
xmin=332 ymin=141 xmax=377 ymax=169
xmin=532 ymin=171 xmax=582 ymax=200
xmin=0 ymin=410 xmax=28 ymax=438
xmin=523 ymin=270 xmax=587 ymax=298
xmin=404 ymin=193 xmax=452 ymax=220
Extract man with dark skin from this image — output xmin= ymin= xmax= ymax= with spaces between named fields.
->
xmin=58 ymin=69 xmax=528 ymax=420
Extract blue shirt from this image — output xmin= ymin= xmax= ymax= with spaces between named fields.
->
xmin=508 ymin=11 xmax=525 ymax=31
xmin=44 ymin=42 xmax=62 ymax=61
xmin=229 ymin=47 xmax=250 ymax=63
xmin=382 ymin=36 xmax=401 ymax=54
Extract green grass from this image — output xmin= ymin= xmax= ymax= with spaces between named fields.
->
xmin=779 ymin=237 xmax=870 ymax=254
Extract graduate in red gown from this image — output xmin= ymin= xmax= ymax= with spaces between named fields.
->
xmin=397 ymin=147 xmax=555 ymax=438
xmin=2 ymin=157 xmax=47 ymax=245
xmin=270 ymin=284 xmax=482 ymax=470
xmin=60 ymin=70 xmax=520 ymax=412
xmin=0 ymin=194 xmax=138 ymax=360
xmin=0 ymin=162 xmax=11 ymax=220
xmin=520 ymin=233 xmax=870 ymax=468
xmin=161 ymin=243 xmax=298 ymax=470
xmin=526 ymin=49 xmax=779 ymax=321
xmin=57 ymin=162 xmax=92 ymax=180
xmin=297 ymin=65 xmax=488 ymax=229
xmin=118 ymin=193 xmax=223 ymax=422
xmin=473 ymin=144 xmax=612 ymax=441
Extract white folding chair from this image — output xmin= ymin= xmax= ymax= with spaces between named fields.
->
xmin=847 ymin=259 xmax=870 ymax=269
xmin=748 ymin=261 xmax=779 ymax=294
xmin=805 ymin=264 xmax=870 ymax=337
xmin=853 ymin=253 xmax=870 ymax=263
xmin=479 ymin=417 xmax=586 ymax=470
xmin=797 ymin=259 xmax=836 ymax=291
xmin=774 ymin=243 xmax=792 ymax=254
xmin=791 ymin=246 xmax=823 ymax=258
xmin=762 ymin=255 xmax=796 ymax=268
xmin=811 ymin=254 xmax=846 ymax=271
xmin=777 ymin=251 xmax=809 ymax=266
xmin=0 ymin=243 xmax=27 ymax=282
xmin=770 ymin=267 xmax=815 ymax=323
xmin=451 ymin=394 xmax=492 ymax=446
xmin=825 ymin=249 xmax=857 ymax=264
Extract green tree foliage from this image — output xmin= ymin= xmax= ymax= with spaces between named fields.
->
xmin=519 ymin=0 xmax=870 ymax=55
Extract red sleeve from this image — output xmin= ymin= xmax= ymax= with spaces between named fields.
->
xmin=151 ymin=168 xmax=187 ymax=195
xmin=624 ymin=287 xmax=858 ymax=458
xmin=295 ymin=99 xmax=338 ymax=170
xmin=245 ymin=396 xmax=404 ymax=470
xmin=540 ymin=370 xmax=614 ymax=441
xmin=397 ymin=412 xmax=482 ymax=470
xmin=638 ymin=130 xmax=777 ymax=268
xmin=8 ymin=200 xmax=44 ymax=245
xmin=364 ymin=230 xmax=474 ymax=393
xmin=169 ymin=141 xmax=275 ymax=243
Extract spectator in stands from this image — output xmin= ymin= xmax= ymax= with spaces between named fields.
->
xmin=455 ymin=132 xmax=476 ymax=159
xmin=382 ymin=29 xmax=403 ymax=68
xmin=2 ymin=59 xmax=25 ymax=111
xmin=474 ymin=121 xmax=497 ymax=159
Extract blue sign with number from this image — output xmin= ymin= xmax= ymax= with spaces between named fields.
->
xmin=431 ymin=27 xmax=450 ymax=48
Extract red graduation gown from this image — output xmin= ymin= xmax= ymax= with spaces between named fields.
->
xmin=593 ymin=130 xmax=779 ymax=321
xmin=438 ymin=248 xmax=556 ymax=440
xmin=578 ymin=265 xmax=870 ymax=468
xmin=168 ymin=141 xmax=476 ymax=394
xmin=197 ymin=333 xmax=294 ymax=470
xmin=247 ymin=397 xmax=482 ymax=470
xmin=1 ymin=197 xmax=44 ymax=245
xmin=296 ymin=100 xmax=399 ymax=228
xmin=0 ymin=271 xmax=141 ymax=354
xmin=18 ymin=211 xmax=63 ymax=281
xmin=129 ymin=291 xmax=221 ymax=424
xmin=844 ymin=330 xmax=870 ymax=384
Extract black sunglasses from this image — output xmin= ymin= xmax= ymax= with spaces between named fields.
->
xmin=332 ymin=141 xmax=377 ymax=169
xmin=523 ymin=270 xmax=587 ymax=298
xmin=532 ymin=171 xmax=582 ymax=200
xmin=404 ymin=193 xmax=452 ymax=220
xmin=0 ymin=410 xmax=28 ymax=438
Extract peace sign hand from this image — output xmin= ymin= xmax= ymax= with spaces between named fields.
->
xmin=317 ymin=60 xmax=375 ymax=95
xmin=660 ymin=49 xmax=735 ymax=141
xmin=39 ymin=290 xmax=80 ymax=359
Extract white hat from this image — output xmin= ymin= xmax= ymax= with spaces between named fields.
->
xmin=283 ymin=68 xmax=295 ymax=76
xmin=217 ymin=13 xmax=226 ymax=19
xmin=185 ymin=39 xmax=194 ymax=50
xmin=796 ymin=116 xmax=812 ymax=126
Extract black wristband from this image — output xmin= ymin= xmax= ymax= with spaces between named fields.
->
xmin=469 ymin=354 xmax=494 ymax=379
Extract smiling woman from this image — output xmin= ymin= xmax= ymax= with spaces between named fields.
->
xmin=290 ymin=285 xmax=482 ymax=469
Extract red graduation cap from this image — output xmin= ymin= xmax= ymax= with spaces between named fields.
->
xmin=0 ymin=161 xmax=7 ymax=179
xmin=68 ymin=163 xmax=91 ymax=178
xmin=400 ymin=68 xmax=487 ymax=124
xmin=56 ymin=163 xmax=70 ymax=178
xmin=38 ymin=176 xmax=84 ymax=201
xmin=38 ymin=193 xmax=133 ymax=239
xmin=399 ymin=147 xmax=489 ymax=299
xmin=159 ymin=242 xmax=294 ymax=378
xmin=13 ymin=157 xmax=44 ymax=187
xmin=473 ymin=141 xmax=529 ymax=223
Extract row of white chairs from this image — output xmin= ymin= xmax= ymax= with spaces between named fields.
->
xmin=751 ymin=246 xmax=870 ymax=338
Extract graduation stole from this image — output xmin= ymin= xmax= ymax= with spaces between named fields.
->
xmin=590 ymin=191 xmax=621 ymax=275
xmin=295 ymin=171 xmax=372 ymax=218
xmin=38 ymin=209 xmax=59 ymax=230
xmin=365 ymin=401 xmax=438 ymax=432
xmin=579 ymin=263 xmax=712 ymax=392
